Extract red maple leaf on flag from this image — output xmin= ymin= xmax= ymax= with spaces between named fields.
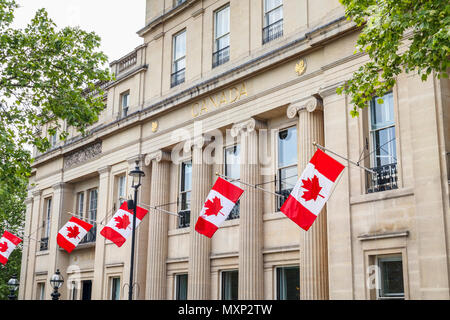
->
xmin=204 ymin=196 xmax=224 ymax=217
xmin=115 ymin=214 xmax=131 ymax=230
xmin=66 ymin=225 xmax=80 ymax=239
xmin=301 ymin=175 xmax=325 ymax=201
xmin=0 ymin=241 xmax=8 ymax=252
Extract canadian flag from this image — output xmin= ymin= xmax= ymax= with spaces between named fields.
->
xmin=100 ymin=201 xmax=149 ymax=247
xmin=195 ymin=177 xmax=244 ymax=238
xmin=0 ymin=231 xmax=22 ymax=265
xmin=57 ymin=216 xmax=93 ymax=253
xmin=280 ymin=149 xmax=345 ymax=231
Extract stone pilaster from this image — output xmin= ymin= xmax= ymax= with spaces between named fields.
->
xmin=187 ymin=137 xmax=212 ymax=300
xmin=92 ymin=165 xmax=111 ymax=300
xmin=145 ymin=150 xmax=171 ymax=299
xmin=231 ymin=118 xmax=266 ymax=299
xmin=18 ymin=195 xmax=34 ymax=300
xmin=287 ymin=96 xmax=328 ymax=300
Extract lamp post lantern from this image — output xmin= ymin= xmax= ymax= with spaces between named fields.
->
xmin=7 ymin=275 xmax=19 ymax=300
xmin=128 ymin=160 xmax=145 ymax=300
xmin=50 ymin=269 xmax=64 ymax=300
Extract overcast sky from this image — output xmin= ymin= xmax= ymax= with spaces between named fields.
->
xmin=12 ymin=0 xmax=146 ymax=64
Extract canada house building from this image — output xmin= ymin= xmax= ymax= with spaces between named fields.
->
xmin=19 ymin=0 xmax=450 ymax=300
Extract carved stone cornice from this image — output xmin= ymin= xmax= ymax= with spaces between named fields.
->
xmin=318 ymin=81 xmax=346 ymax=99
xmin=286 ymin=96 xmax=323 ymax=119
xmin=63 ymin=141 xmax=102 ymax=169
xmin=127 ymin=154 xmax=144 ymax=165
xmin=52 ymin=182 xmax=68 ymax=191
xmin=32 ymin=190 xmax=42 ymax=198
xmin=144 ymin=150 xmax=171 ymax=166
xmin=230 ymin=118 xmax=267 ymax=137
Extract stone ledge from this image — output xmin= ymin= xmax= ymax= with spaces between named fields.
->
xmin=350 ymin=187 xmax=414 ymax=205
xmin=357 ymin=230 xmax=409 ymax=241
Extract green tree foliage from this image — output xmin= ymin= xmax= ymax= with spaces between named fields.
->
xmin=337 ymin=0 xmax=450 ymax=116
xmin=0 ymin=0 xmax=113 ymax=298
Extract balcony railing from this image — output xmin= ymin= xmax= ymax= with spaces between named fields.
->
xmin=366 ymin=163 xmax=398 ymax=193
xmin=118 ymin=51 xmax=137 ymax=73
xmin=171 ymin=68 xmax=185 ymax=88
xmin=80 ymin=225 xmax=96 ymax=244
xmin=178 ymin=210 xmax=190 ymax=228
xmin=276 ymin=188 xmax=292 ymax=212
xmin=40 ymin=237 xmax=48 ymax=251
xmin=226 ymin=200 xmax=240 ymax=220
xmin=263 ymin=19 xmax=283 ymax=44
xmin=212 ymin=46 xmax=230 ymax=68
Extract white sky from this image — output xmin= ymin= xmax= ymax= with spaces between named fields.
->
xmin=12 ymin=0 xmax=146 ymax=64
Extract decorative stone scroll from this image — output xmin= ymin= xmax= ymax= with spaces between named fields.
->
xmin=286 ymin=96 xmax=323 ymax=119
xmin=63 ymin=141 xmax=102 ymax=169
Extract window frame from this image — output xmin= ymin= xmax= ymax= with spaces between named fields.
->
xmin=120 ymin=91 xmax=130 ymax=118
xmin=178 ymin=160 xmax=192 ymax=228
xmin=262 ymin=0 xmax=283 ymax=44
xmin=175 ymin=273 xmax=188 ymax=300
xmin=276 ymin=265 xmax=300 ymax=300
xmin=213 ymin=4 xmax=230 ymax=68
xmin=376 ymin=255 xmax=405 ymax=300
xmin=221 ymin=269 xmax=239 ymax=300
xmin=275 ymin=125 xmax=298 ymax=212
xmin=223 ymin=143 xmax=240 ymax=219
xmin=171 ymin=29 xmax=187 ymax=87
xmin=110 ymin=276 xmax=121 ymax=300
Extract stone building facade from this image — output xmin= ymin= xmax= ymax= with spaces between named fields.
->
xmin=19 ymin=0 xmax=450 ymax=300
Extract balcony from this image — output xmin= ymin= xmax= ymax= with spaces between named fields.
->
xmin=212 ymin=46 xmax=230 ymax=68
xmin=40 ymin=237 xmax=48 ymax=251
xmin=178 ymin=210 xmax=190 ymax=228
xmin=262 ymin=19 xmax=283 ymax=44
xmin=366 ymin=163 xmax=398 ymax=194
xmin=171 ymin=68 xmax=185 ymax=88
xmin=79 ymin=225 xmax=96 ymax=244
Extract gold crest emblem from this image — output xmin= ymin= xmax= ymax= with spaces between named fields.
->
xmin=295 ymin=59 xmax=306 ymax=76
xmin=151 ymin=121 xmax=158 ymax=133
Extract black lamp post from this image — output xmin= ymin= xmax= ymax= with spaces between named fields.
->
xmin=7 ymin=275 xmax=19 ymax=300
xmin=128 ymin=160 xmax=145 ymax=300
xmin=50 ymin=269 xmax=64 ymax=300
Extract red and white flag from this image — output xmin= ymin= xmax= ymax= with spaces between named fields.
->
xmin=280 ymin=149 xmax=345 ymax=231
xmin=195 ymin=177 xmax=244 ymax=238
xmin=57 ymin=216 xmax=93 ymax=253
xmin=0 ymin=231 xmax=22 ymax=265
xmin=100 ymin=201 xmax=148 ymax=247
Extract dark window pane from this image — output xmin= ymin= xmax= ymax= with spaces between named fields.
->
xmin=379 ymin=257 xmax=404 ymax=298
xmin=222 ymin=270 xmax=238 ymax=300
xmin=277 ymin=266 xmax=299 ymax=300
xmin=176 ymin=274 xmax=188 ymax=300
xmin=81 ymin=280 xmax=92 ymax=300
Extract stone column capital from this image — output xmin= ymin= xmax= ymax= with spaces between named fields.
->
xmin=51 ymin=182 xmax=69 ymax=191
xmin=183 ymin=135 xmax=204 ymax=153
xmin=31 ymin=189 xmax=42 ymax=198
xmin=230 ymin=118 xmax=266 ymax=137
xmin=25 ymin=197 xmax=33 ymax=205
xmin=126 ymin=154 xmax=145 ymax=165
xmin=144 ymin=150 xmax=171 ymax=166
xmin=318 ymin=81 xmax=346 ymax=99
xmin=287 ymin=96 xmax=323 ymax=119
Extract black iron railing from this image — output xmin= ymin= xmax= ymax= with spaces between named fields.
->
xmin=178 ymin=210 xmax=190 ymax=228
xmin=80 ymin=225 xmax=96 ymax=244
xmin=212 ymin=46 xmax=230 ymax=68
xmin=366 ymin=163 xmax=398 ymax=193
xmin=40 ymin=237 xmax=48 ymax=251
xmin=226 ymin=200 xmax=240 ymax=220
xmin=263 ymin=19 xmax=283 ymax=44
xmin=276 ymin=188 xmax=292 ymax=212
xmin=171 ymin=68 xmax=185 ymax=88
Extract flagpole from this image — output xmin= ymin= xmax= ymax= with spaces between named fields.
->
xmin=66 ymin=212 xmax=108 ymax=227
xmin=313 ymin=142 xmax=376 ymax=174
xmin=136 ymin=203 xmax=180 ymax=217
xmin=215 ymin=172 xmax=286 ymax=198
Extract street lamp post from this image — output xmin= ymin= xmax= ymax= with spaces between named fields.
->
xmin=7 ymin=275 xmax=19 ymax=300
xmin=128 ymin=160 xmax=145 ymax=300
xmin=50 ymin=269 xmax=64 ymax=300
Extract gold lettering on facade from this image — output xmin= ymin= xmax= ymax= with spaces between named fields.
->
xmin=191 ymin=83 xmax=248 ymax=118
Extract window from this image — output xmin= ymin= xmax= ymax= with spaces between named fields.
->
xmin=175 ymin=274 xmax=188 ymax=300
xmin=40 ymin=198 xmax=52 ymax=251
xmin=117 ymin=175 xmax=126 ymax=210
xmin=276 ymin=266 xmax=299 ymax=300
xmin=276 ymin=126 xmax=297 ymax=211
xmin=367 ymin=92 xmax=398 ymax=193
xmin=81 ymin=189 xmax=97 ymax=243
xmin=221 ymin=270 xmax=238 ymax=300
xmin=224 ymin=144 xmax=240 ymax=219
xmin=49 ymin=133 xmax=57 ymax=148
xmin=70 ymin=281 xmax=77 ymax=300
xmin=37 ymin=283 xmax=45 ymax=300
xmin=174 ymin=0 xmax=186 ymax=7
xmin=110 ymin=277 xmax=121 ymax=300
xmin=76 ymin=192 xmax=84 ymax=216
xmin=377 ymin=255 xmax=405 ymax=300
xmin=120 ymin=92 xmax=129 ymax=118
xmin=178 ymin=160 xmax=192 ymax=228
xmin=263 ymin=0 xmax=283 ymax=44
xmin=171 ymin=30 xmax=186 ymax=87
xmin=213 ymin=5 xmax=230 ymax=68
xmin=81 ymin=280 xmax=92 ymax=300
